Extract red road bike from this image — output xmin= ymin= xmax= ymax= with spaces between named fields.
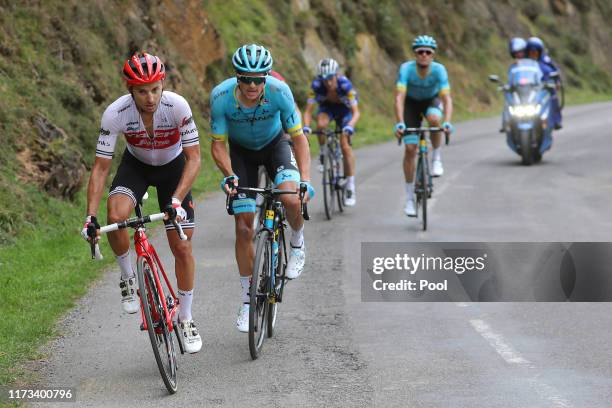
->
xmin=88 ymin=202 xmax=187 ymax=394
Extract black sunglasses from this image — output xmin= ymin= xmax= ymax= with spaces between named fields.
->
xmin=415 ymin=49 xmax=434 ymax=56
xmin=237 ymin=74 xmax=267 ymax=85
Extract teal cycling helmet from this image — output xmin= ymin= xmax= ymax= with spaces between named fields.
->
xmin=232 ymin=44 xmax=273 ymax=73
xmin=412 ymin=35 xmax=437 ymax=50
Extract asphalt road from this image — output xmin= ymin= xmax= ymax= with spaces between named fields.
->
xmin=32 ymin=101 xmax=612 ymax=407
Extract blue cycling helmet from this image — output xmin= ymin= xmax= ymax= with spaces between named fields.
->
xmin=232 ymin=44 xmax=273 ymax=73
xmin=509 ymin=37 xmax=527 ymax=57
xmin=526 ymin=37 xmax=545 ymax=54
xmin=412 ymin=35 xmax=437 ymax=50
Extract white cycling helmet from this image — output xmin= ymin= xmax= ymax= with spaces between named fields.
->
xmin=317 ymin=58 xmax=339 ymax=78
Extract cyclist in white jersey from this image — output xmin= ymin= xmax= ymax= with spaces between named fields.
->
xmin=81 ymin=52 xmax=202 ymax=353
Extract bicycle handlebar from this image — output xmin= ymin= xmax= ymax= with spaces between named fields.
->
xmin=225 ymin=185 xmax=309 ymax=220
xmin=88 ymin=212 xmax=187 ymax=260
xmin=396 ymin=127 xmax=445 ymax=145
xmin=313 ymin=128 xmax=343 ymax=136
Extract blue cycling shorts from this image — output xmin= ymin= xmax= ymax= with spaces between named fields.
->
xmin=318 ymin=102 xmax=352 ymax=127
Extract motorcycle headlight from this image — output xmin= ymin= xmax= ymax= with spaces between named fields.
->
xmin=510 ymin=104 xmax=541 ymax=118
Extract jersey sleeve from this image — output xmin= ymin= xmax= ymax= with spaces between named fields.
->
xmin=96 ymin=106 xmax=121 ymax=160
xmin=278 ymin=83 xmax=303 ymax=139
xmin=437 ymin=64 xmax=451 ymax=95
xmin=307 ymin=79 xmax=320 ymax=104
xmin=209 ymin=87 xmax=228 ymax=143
xmin=340 ymin=78 xmax=358 ymax=106
xmin=396 ymin=63 xmax=409 ymax=92
xmin=172 ymin=95 xmax=199 ymax=147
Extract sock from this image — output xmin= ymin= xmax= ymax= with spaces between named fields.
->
xmin=405 ymin=182 xmax=414 ymax=201
xmin=347 ymin=175 xmax=355 ymax=191
xmin=432 ymin=148 xmax=442 ymax=162
xmin=240 ymin=276 xmax=250 ymax=303
xmin=320 ymin=144 xmax=328 ymax=157
xmin=178 ymin=289 xmax=193 ymax=322
xmin=116 ymin=250 xmax=135 ymax=280
xmin=290 ymin=226 xmax=304 ymax=248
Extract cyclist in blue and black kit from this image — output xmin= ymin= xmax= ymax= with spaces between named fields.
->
xmin=209 ymin=44 xmax=313 ymax=332
xmin=303 ymin=58 xmax=360 ymax=207
xmin=394 ymin=35 xmax=454 ymax=217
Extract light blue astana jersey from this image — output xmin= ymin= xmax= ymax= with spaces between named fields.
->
xmin=396 ymin=61 xmax=451 ymax=100
xmin=210 ymin=76 xmax=303 ymax=151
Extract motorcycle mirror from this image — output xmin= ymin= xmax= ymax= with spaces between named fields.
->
xmin=488 ymin=75 xmax=500 ymax=83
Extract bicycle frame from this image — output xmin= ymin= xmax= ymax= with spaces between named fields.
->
xmin=400 ymin=127 xmax=442 ymax=230
xmin=134 ymin=228 xmax=178 ymax=334
xmin=415 ymin=131 xmax=433 ymax=197
xmin=92 ymin=208 xmax=185 ymax=335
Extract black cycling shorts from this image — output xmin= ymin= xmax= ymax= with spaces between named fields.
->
xmin=109 ymin=149 xmax=194 ymax=230
xmin=403 ymin=96 xmax=443 ymax=128
xmin=228 ymin=133 xmax=300 ymax=214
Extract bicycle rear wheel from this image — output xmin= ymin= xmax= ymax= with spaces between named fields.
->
xmin=137 ymin=256 xmax=178 ymax=393
xmin=249 ymin=230 xmax=271 ymax=359
xmin=322 ymin=151 xmax=335 ymax=220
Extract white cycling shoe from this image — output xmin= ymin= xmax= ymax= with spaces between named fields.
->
xmin=286 ymin=244 xmax=306 ymax=279
xmin=344 ymin=189 xmax=356 ymax=207
xmin=432 ymin=160 xmax=444 ymax=177
xmin=178 ymin=319 xmax=202 ymax=353
xmin=236 ymin=303 xmax=249 ymax=332
xmin=119 ymin=277 xmax=139 ymax=314
xmin=404 ymin=199 xmax=417 ymax=217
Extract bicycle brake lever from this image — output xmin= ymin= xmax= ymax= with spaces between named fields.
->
xmin=172 ymin=219 xmax=188 ymax=241
xmin=299 ymin=185 xmax=310 ymax=221
xmin=93 ymin=243 xmax=104 ymax=260
xmin=225 ymin=192 xmax=235 ymax=215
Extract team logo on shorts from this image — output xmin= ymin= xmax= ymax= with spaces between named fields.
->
xmin=290 ymin=151 xmax=298 ymax=168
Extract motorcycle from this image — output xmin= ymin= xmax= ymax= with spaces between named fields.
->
xmin=489 ymin=70 xmax=558 ymax=165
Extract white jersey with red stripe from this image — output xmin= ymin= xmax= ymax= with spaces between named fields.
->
xmin=96 ymin=91 xmax=199 ymax=166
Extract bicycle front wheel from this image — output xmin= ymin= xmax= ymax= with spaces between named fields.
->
xmin=418 ymin=157 xmax=428 ymax=231
xmin=137 ymin=256 xmax=178 ymax=394
xmin=249 ymin=230 xmax=271 ymax=359
xmin=267 ymin=227 xmax=286 ymax=338
xmin=334 ymin=152 xmax=344 ymax=213
xmin=322 ymin=151 xmax=335 ymax=220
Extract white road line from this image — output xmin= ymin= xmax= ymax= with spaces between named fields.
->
xmin=469 ymin=319 xmax=573 ymax=408
xmin=470 ymin=319 xmax=531 ymax=365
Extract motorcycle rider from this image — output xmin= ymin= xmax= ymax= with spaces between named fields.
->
xmin=527 ymin=37 xmax=562 ymax=130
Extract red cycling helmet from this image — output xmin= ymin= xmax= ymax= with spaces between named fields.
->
xmin=122 ymin=52 xmax=166 ymax=86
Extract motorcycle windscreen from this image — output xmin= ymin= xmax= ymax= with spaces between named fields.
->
xmin=508 ymin=61 xmax=542 ymax=88
xmin=515 ymin=85 xmax=538 ymax=105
